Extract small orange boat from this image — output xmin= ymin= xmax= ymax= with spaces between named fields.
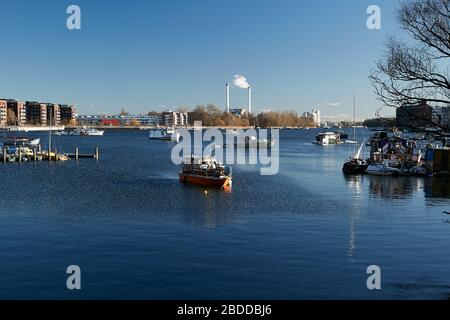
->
xmin=179 ymin=156 xmax=232 ymax=188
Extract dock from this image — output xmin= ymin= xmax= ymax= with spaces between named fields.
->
xmin=1 ymin=145 xmax=99 ymax=163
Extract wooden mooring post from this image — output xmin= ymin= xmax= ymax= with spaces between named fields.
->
xmin=75 ymin=147 xmax=79 ymax=160
xmin=95 ymin=147 xmax=99 ymax=160
xmin=3 ymin=147 xmax=6 ymax=163
xmin=33 ymin=148 xmax=37 ymax=162
xmin=18 ymin=147 xmax=22 ymax=163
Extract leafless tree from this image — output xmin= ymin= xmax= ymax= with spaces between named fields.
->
xmin=369 ymin=0 xmax=449 ymax=109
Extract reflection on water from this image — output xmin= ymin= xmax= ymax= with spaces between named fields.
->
xmin=0 ymin=129 xmax=448 ymax=299
xmin=368 ymin=176 xmax=422 ymax=200
xmin=344 ymin=175 xmax=363 ymax=198
xmin=345 ymin=174 xmax=450 ymax=205
xmin=424 ymin=177 xmax=450 ymax=199
xmin=343 ymin=175 xmax=364 ymax=262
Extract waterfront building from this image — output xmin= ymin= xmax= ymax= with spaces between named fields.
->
xmin=302 ymin=111 xmax=312 ymax=118
xmin=76 ymin=114 xmax=162 ymax=126
xmin=0 ymin=100 xmax=7 ymax=125
xmin=432 ymin=105 xmax=450 ymax=130
xmin=312 ymin=109 xmax=321 ymax=126
xmin=45 ymin=103 xmax=61 ymax=125
xmin=396 ymin=100 xmax=433 ymax=129
xmin=25 ymin=101 xmax=47 ymax=125
xmin=162 ymin=111 xmax=188 ymax=126
xmin=119 ymin=114 xmax=161 ymax=126
xmin=6 ymin=99 xmax=27 ymax=125
xmin=59 ymin=105 xmax=77 ymax=124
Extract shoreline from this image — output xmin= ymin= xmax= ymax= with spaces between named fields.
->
xmin=0 ymin=125 xmax=324 ymax=131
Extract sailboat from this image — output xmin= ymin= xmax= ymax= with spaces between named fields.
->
xmin=342 ymin=91 xmax=368 ymax=175
xmin=43 ymin=109 xmax=69 ymax=161
xmin=342 ymin=139 xmax=369 ymax=174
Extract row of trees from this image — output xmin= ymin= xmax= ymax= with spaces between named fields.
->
xmin=188 ymin=105 xmax=252 ymax=127
xmin=255 ymin=111 xmax=315 ymax=128
xmin=144 ymin=104 xmax=316 ymax=128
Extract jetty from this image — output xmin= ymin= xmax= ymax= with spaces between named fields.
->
xmin=1 ymin=145 xmax=99 ymax=163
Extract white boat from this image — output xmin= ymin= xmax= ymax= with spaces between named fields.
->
xmin=149 ymin=127 xmax=180 ymax=142
xmin=81 ymin=128 xmax=104 ymax=136
xmin=70 ymin=128 xmax=83 ymax=136
xmin=54 ymin=131 xmax=70 ymax=136
xmin=1 ymin=137 xmax=40 ymax=147
xmin=313 ymin=132 xmax=342 ymax=145
xmin=29 ymin=138 xmax=40 ymax=146
xmin=366 ymin=160 xmax=406 ymax=176
xmin=70 ymin=127 xmax=104 ymax=136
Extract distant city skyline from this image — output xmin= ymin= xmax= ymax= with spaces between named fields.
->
xmin=0 ymin=0 xmax=401 ymax=121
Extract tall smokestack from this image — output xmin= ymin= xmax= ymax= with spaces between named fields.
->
xmin=248 ymin=86 xmax=252 ymax=114
xmin=226 ymin=82 xmax=230 ymax=112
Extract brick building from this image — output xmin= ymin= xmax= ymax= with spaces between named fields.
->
xmin=0 ymin=100 xmax=7 ymax=125
xmin=59 ymin=105 xmax=77 ymax=124
xmin=26 ymin=101 xmax=47 ymax=125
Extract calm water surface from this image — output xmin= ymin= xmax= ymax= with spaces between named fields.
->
xmin=0 ymin=129 xmax=449 ymax=299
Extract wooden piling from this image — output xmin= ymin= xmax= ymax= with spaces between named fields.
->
xmin=18 ymin=148 xmax=22 ymax=163
xmin=38 ymin=144 xmax=41 ymax=153
xmin=3 ymin=147 xmax=6 ymax=163
xmin=55 ymin=149 xmax=58 ymax=161
xmin=75 ymin=147 xmax=79 ymax=160
xmin=33 ymin=148 xmax=36 ymax=162
xmin=95 ymin=147 xmax=99 ymax=160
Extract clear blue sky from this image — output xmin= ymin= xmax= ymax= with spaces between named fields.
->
xmin=0 ymin=0 xmax=403 ymax=120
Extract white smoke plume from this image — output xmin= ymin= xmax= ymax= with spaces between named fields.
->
xmin=233 ymin=74 xmax=250 ymax=89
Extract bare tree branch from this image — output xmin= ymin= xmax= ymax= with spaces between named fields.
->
xmin=370 ymin=0 xmax=450 ymax=119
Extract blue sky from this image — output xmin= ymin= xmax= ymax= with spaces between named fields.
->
xmin=0 ymin=0 xmax=403 ymax=120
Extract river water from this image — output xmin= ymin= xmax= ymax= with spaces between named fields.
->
xmin=0 ymin=128 xmax=448 ymax=299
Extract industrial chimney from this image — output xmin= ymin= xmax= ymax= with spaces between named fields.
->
xmin=226 ymin=83 xmax=230 ymax=113
xmin=248 ymin=86 xmax=252 ymax=114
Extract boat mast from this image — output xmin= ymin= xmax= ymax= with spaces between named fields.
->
xmin=48 ymin=106 xmax=52 ymax=155
xmin=353 ymin=90 xmax=356 ymax=142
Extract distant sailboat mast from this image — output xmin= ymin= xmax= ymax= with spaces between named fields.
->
xmin=353 ymin=90 xmax=356 ymax=148
xmin=48 ymin=107 xmax=52 ymax=156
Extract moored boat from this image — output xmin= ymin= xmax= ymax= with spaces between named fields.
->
xmin=179 ymin=155 xmax=232 ymax=188
xmin=1 ymin=136 xmax=40 ymax=147
xmin=81 ymin=128 xmax=104 ymax=136
xmin=313 ymin=132 xmax=342 ymax=145
xmin=343 ymin=140 xmax=368 ymax=175
xmin=69 ymin=127 xmax=104 ymax=136
xmin=366 ymin=160 xmax=407 ymax=176
xmin=149 ymin=127 xmax=180 ymax=142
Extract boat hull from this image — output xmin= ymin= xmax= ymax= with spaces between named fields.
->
xmin=342 ymin=162 xmax=368 ymax=175
xmin=366 ymin=164 xmax=404 ymax=176
xmin=179 ymin=173 xmax=232 ymax=187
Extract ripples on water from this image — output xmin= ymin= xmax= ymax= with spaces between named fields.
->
xmin=0 ymin=129 xmax=448 ymax=299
